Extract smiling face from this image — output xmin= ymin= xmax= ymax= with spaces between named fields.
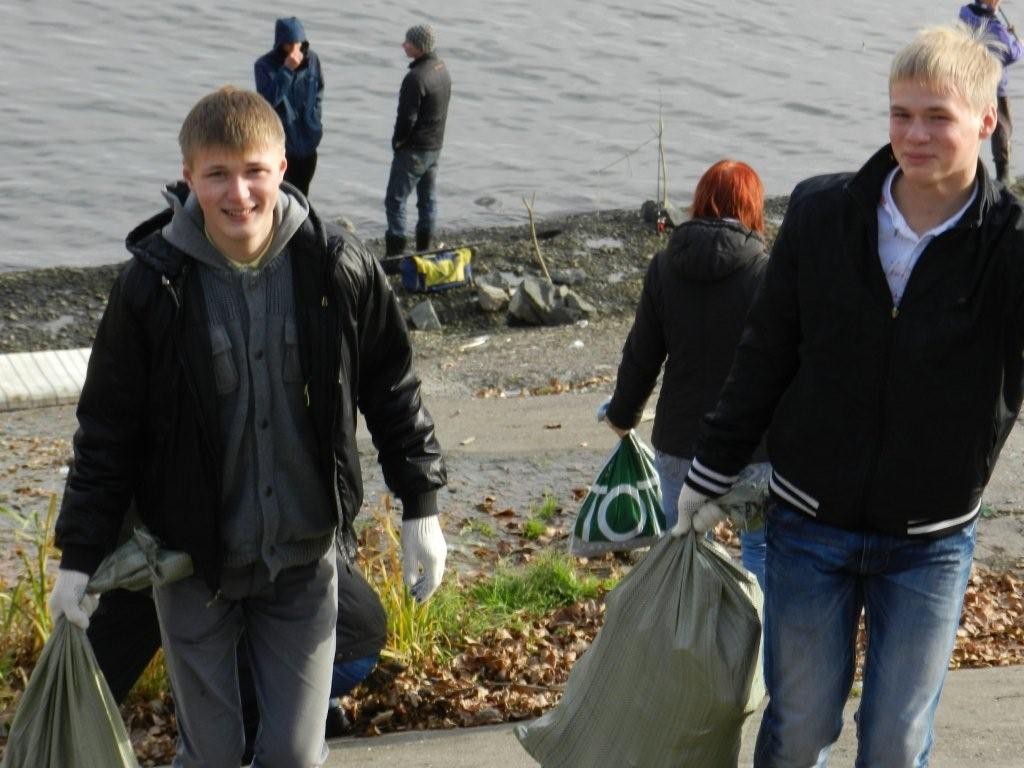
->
xmin=889 ymin=79 xmax=996 ymax=195
xmin=183 ymin=144 xmax=286 ymax=263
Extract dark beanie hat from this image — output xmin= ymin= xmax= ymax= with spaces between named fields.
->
xmin=405 ymin=24 xmax=436 ymax=54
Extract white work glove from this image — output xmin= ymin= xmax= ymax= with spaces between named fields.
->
xmin=670 ymin=485 xmax=728 ymax=537
xmin=48 ymin=569 xmax=98 ymax=630
xmin=596 ymin=398 xmax=629 ymax=438
xmin=401 ymin=516 xmax=447 ymax=602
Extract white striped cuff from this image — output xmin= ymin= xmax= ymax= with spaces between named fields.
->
xmin=769 ymin=470 xmax=821 ymax=517
xmin=685 ymin=458 xmax=739 ymax=497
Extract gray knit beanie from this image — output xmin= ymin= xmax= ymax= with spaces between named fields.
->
xmin=405 ymin=24 xmax=436 ymax=54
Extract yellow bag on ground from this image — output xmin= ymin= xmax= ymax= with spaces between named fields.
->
xmin=400 ymin=247 xmax=474 ymax=292
xmin=516 ymin=532 xmax=764 ymax=767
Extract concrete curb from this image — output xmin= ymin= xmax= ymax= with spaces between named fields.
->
xmin=0 ymin=348 xmax=90 ymax=412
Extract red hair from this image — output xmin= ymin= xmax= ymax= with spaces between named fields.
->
xmin=690 ymin=160 xmax=765 ymax=233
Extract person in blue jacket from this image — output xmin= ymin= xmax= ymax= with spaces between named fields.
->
xmin=255 ymin=16 xmax=324 ymax=195
xmin=959 ymin=1 xmax=1023 ymax=182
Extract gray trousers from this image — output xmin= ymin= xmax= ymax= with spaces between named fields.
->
xmin=153 ymin=548 xmax=338 ymax=768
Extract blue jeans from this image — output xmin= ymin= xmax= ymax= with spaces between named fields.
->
xmin=385 ymin=148 xmax=440 ymax=239
xmin=331 ymin=654 xmax=379 ymax=699
xmin=740 ymin=526 xmax=767 ymax=592
xmin=754 ymin=503 xmax=976 ymax=768
xmin=653 ymin=450 xmax=689 ymax=530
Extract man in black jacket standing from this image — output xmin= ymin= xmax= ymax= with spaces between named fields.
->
xmin=383 ymin=24 xmax=452 ymax=260
xmin=672 ymin=25 xmax=1024 ymax=766
xmin=48 ymin=86 xmax=447 ymax=767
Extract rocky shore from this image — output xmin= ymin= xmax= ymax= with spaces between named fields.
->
xmin=0 ymin=199 xmax=789 ymax=356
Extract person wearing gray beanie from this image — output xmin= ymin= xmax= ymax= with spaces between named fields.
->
xmin=383 ymin=23 xmax=452 ymax=264
xmin=405 ymin=24 xmax=436 ymax=54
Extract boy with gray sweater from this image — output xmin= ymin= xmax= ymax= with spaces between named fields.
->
xmin=49 ymin=86 xmax=447 ymax=767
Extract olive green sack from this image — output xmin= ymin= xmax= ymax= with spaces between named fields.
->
xmin=516 ymin=531 xmax=765 ymax=767
xmin=1 ymin=528 xmax=192 ymax=768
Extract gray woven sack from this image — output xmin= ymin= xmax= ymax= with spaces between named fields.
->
xmin=516 ymin=532 xmax=765 ymax=767
xmin=0 ymin=528 xmax=192 ymax=768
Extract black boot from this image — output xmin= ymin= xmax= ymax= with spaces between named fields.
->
xmin=382 ymin=234 xmax=407 ymax=275
xmin=384 ymin=233 xmax=407 ymax=257
xmin=324 ymin=702 xmax=351 ymax=739
xmin=415 ymin=231 xmax=433 ymax=253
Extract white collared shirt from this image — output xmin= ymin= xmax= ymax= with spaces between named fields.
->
xmin=877 ymin=167 xmax=976 ymax=307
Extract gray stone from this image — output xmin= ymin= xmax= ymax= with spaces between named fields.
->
xmin=476 ymin=283 xmax=509 ymax=313
xmin=508 ymin=276 xmax=592 ymax=326
xmin=409 ymin=299 xmax=442 ymax=331
xmin=564 ymin=292 xmax=597 ymax=316
xmin=550 ymin=267 xmax=588 ymax=286
xmin=480 ymin=271 xmax=525 ymax=292
xmin=584 ymin=237 xmax=624 ymax=253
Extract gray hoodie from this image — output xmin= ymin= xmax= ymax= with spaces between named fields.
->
xmin=161 ymin=184 xmax=335 ymax=578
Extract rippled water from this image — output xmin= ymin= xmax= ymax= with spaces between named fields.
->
xmin=0 ymin=0 xmax=1011 ymax=270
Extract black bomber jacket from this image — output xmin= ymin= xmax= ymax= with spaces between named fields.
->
xmin=687 ymin=146 xmax=1024 ymax=538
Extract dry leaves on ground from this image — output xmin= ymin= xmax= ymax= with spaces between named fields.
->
xmin=53 ymin=562 xmax=1024 ymax=766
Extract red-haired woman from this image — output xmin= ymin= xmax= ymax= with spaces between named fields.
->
xmin=602 ymin=159 xmax=770 ymax=586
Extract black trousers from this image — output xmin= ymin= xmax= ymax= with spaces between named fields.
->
xmin=994 ymin=96 xmax=1013 ymax=181
xmin=87 ymin=588 xmax=163 ymax=703
xmin=285 ymin=151 xmax=318 ymax=197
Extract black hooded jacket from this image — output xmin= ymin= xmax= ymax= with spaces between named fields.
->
xmin=55 ymin=186 xmax=446 ymax=590
xmin=606 ymin=218 xmax=768 ymax=459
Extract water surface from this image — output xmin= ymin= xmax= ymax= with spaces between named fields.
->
xmin=0 ymin=0 xmax=1006 ymax=269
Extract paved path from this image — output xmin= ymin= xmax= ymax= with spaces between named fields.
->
xmin=321 ymin=666 xmax=1024 ymax=767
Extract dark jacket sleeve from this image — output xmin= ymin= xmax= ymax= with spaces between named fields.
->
xmin=255 ymin=55 xmax=296 ymax=119
xmin=606 ymin=254 xmax=668 ymax=430
xmin=391 ymin=71 xmax=420 ymax=150
xmin=688 ymin=190 xmax=808 ymax=489
xmin=339 ymin=239 xmax=446 ymax=517
xmin=55 ymin=265 xmax=150 ymax=574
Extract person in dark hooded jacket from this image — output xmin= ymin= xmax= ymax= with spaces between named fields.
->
xmin=255 ymin=16 xmax=324 ymax=195
xmin=603 ymin=159 xmax=769 ymax=586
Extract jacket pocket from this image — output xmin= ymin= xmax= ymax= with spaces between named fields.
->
xmin=210 ymin=325 xmax=239 ymax=395
xmin=283 ymin=319 xmax=303 ymax=383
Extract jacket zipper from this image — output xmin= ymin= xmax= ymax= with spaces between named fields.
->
xmin=162 ymin=267 xmax=224 ymax=586
xmin=857 ymin=227 xmax=953 ymax=523
xmin=858 ymin=304 xmax=898 ymax=520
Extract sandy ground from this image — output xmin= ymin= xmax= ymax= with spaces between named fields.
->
xmin=2 ymin=315 xmax=1023 ymax=582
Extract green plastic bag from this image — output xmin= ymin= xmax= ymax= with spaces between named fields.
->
xmin=517 ymin=532 xmax=765 ymax=767
xmin=1 ymin=528 xmax=192 ymax=768
xmin=0 ymin=618 xmax=139 ymax=768
xmin=569 ymin=432 xmax=666 ymax=556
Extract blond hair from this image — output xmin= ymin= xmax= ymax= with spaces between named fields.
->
xmin=178 ymin=86 xmax=285 ymax=166
xmin=890 ymin=23 xmax=1002 ymax=113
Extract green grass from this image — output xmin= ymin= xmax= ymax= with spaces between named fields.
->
xmin=465 ymin=551 xmax=612 ymax=630
xmin=520 ymin=493 xmax=562 ymax=539
xmin=522 ymin=518 xmax=547 ymax=540
xmin=0 ymin=496 xmax=60 ymax=712
xmin=459 ymin=519 xmax=496 ymax=538
xmin=531 ymin=494 xmax=560 ymax=523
